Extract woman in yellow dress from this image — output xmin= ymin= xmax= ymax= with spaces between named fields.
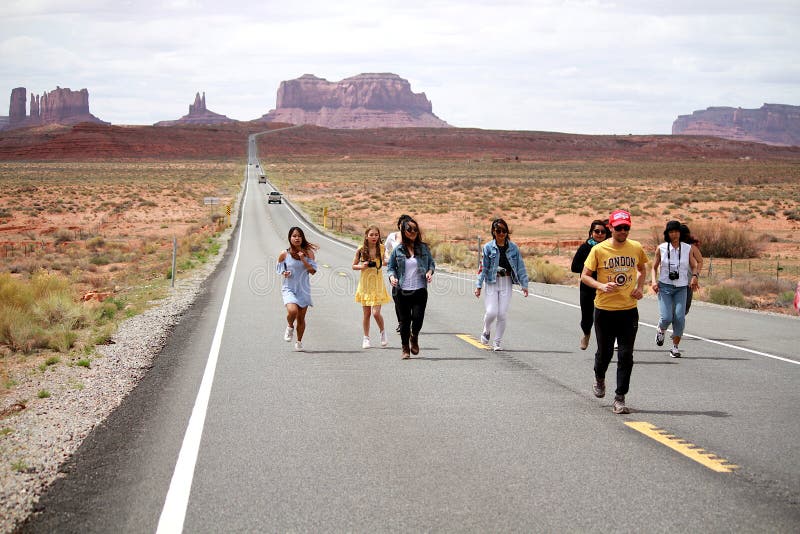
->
xmin=353 ymin=225 xmax=392 ymax=349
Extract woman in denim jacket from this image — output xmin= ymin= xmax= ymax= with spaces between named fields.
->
xmin=474 ymin=218 xmax=529 ymax=351
xmin=387 ymin=216 xmax=435 ymax=359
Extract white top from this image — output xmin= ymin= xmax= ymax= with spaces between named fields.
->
xmin=657 ymin=241 xmax=692 ymax=286
xmin=384 ymin=231 xmax=401 ymax=263
xmin=400 ymin=256 xmax=426 ymax=291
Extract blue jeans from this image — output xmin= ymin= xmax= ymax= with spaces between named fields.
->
xmin=657 ymin=282 xmax=687 ymax=337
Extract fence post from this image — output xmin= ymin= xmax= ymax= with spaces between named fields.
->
xmin=171 ymin=237 xmax=177 ymax=288
xmin=730 ymin=258 xmax=733 ymax=279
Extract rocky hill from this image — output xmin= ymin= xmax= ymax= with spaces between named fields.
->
xmin=1 ymin=86 xmax=108 ymax=130
xmin=259 ymin=73 xmax=450 ymax=129
xmin=672 ymin=104 xmax=800 ymax=146
xmin=154 ymin=92 xmax=236 ymax=126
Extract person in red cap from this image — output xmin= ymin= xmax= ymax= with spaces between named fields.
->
xmin=580 ymin=209 xmax=649 ymax=414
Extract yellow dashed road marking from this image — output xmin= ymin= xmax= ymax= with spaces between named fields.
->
xmin=456 ymin=334 xmax=489 ymax=350
xmin=625 ymin=421 xmax=739 ymax=473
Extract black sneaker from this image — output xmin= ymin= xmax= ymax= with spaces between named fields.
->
xmin=593 ymin=379 xmax=605 ymax=398
xmin=655 ymin=329 xmax=665 ymax=346
xmin=612 ymin=395 xmax=630 ymax=414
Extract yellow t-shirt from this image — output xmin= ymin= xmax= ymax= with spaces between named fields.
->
xmin=584 ymin=238 xmax=649 ymax=311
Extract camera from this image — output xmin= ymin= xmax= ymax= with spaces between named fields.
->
xmin=367 ymin=261 xmax=377 ymax=267
xmin=668 ymin=271 xmax=679 ymax=280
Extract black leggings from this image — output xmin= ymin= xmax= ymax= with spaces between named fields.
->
xmin=393 ymin=287 xmax=428 ymax=347
xmin=579 ymin=287 xmax=596 ymax=335
xmin=593 ymin=307 xmax=639 ymax=397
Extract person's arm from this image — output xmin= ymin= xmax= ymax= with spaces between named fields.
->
xmin=581 ymin=266 xmax=613 ymax=293
xmin=571 ymin=243 xmax=589 ymax=273
xmin=650 ymin=246 xmax=661 ymax=294
xmin=352 ymin=248 xmax=365 ymax=270
xmin=689 ymin=252 xmax=699 ymax=290
xmin=632 ymin=260 xmax=647 ymax=300
xmin=298 ymin=249 xmax=317 ymax=275
xmin=387 ymin=247 xmax=399 ymax=287
xmin=425 ymin=245 xmax=435 ymax=283
xmin=514 ymin=244 xmax=529 ymax=297
xmin=691 ymin=245 xmax=703 ymax=274
xmin=276 ymin=250 xmax=290 ymax=277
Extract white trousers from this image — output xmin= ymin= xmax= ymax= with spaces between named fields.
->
xmin=482 ymin=276 xmax=513 ymax=341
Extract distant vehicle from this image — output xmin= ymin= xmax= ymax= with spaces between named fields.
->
xmin=258 ymin=174 xmax=267 ymax=184
xmin=267 ymin=191 xmax=282 ymax=204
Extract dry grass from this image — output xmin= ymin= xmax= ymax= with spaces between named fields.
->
xmin=0 ymin=160 xmax=241 ymax=393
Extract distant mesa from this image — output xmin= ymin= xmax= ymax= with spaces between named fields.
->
xmin=258 ymin=73 xmax=451 ymax=129
xmin=672 ymin=104 xmax=800 ymax=147
xmin=0 ymin=86 xmax=107 ymax=130
xmin=154 ymin=92 xmax=236 ymax=126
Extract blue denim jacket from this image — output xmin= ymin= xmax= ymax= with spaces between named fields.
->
xmin=476 ymin=239 xmax=529 ymax=289
xmin=387 ymin=242 xmax=435 ymax=287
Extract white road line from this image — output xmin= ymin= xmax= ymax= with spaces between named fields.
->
xmin=439 ymin=272 xmax=798 ymax=365
xmin=156 ymin=174 xmax=248 ymax=533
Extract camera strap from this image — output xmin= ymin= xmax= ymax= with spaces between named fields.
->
xmin=667 ymin=243 xmax=681 ymax=272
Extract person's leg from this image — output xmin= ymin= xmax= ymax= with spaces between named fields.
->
xmin=482 ymin=282 xmax=499 ymax=338
xmin=394 ymin=288 xmax=412 ymax=348
xmin=295 ymin=306 xmax=309 ymax=341
xmin=372 ymin=304 xmax=385 ymax=333
xmin=657 ymin=283 xmax=675 ymax=333
xmin=286 ymin=303 xmax=299 ymax=328
xmin=409 ymin=288 xmax=428 ymax=336
xmin=362 ymin=306 xmax=371 ymax=337
xmin=672 ymin=286 xmax=687 ymax=350
xmin=614 ymin=308 xmax=638 ymax=397
xmin=593 ymin=309 xmax=615 ymax=382
xmin=494 ymin=277 xmax=513 ymax=343
xmin=579 ymin=288 xmax=595 ymax=336
xmin=685 ymin=286 xmax=694 ymax=315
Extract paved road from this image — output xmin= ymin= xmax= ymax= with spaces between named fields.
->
xmin=22 ymin=162 xmax=800 ymax=533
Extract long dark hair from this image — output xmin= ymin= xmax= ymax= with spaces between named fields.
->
xmin=287 ymin=226 xmax=318 ymax=254
xmin=399 ymin=216 xmax=425 ymax=255
xmin=680 ymin=223 xmax=699 ymax=245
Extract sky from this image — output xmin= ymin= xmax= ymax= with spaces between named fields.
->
xmin=1 ymin=0 xmax=798 ymax=135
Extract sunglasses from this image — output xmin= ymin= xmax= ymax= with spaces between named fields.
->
xmin=613 ymin=225 xmax=631 ymax=232
xmin=494 ymin=228 xmax=508 ymax=234
xmin=404 ymin=226 xmax=418 ymax=233
xmin=592 ymin=228 xmax=607 ymax=234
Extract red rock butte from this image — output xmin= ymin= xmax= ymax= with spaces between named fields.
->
xmin=672 ymin=104 xmax=800 ymax=147
xmin=154 ymin=92 xmax=236 ymax=126
xmin=1 ymin=86 xmax=107 ymax=130
xmin=258 ymin=73 xmax=451 ymax=129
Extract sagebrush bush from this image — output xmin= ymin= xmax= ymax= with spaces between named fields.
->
xmin=692 ymin=222 xmax=760 ymax=258
xmin=527 ymin=258 xmax=566 ymax=284
xmin=708 ymin=286 xmax=747 ymax=307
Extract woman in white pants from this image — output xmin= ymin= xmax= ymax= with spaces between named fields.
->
xmin=474 ymin=218 xmax=529 ymax=351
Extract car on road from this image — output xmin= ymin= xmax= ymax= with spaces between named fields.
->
xmin=258 ymin=174 xmax=267 ymax=184
xmin=267 ymin=191 xmax=282 ymax=204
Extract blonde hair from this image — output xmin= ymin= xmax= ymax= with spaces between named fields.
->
xmin=359 ymin=225 xmax=383 ymax=263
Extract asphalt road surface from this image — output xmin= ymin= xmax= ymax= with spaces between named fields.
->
xmin=21 ymin=161 xmax=800 ymax=533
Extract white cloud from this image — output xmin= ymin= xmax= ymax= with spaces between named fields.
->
xmin=0 ymin=0 xmax=798 ymax=133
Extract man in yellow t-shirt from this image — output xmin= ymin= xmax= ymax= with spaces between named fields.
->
xmin=581 ymin=209 xmax=649 ymax=415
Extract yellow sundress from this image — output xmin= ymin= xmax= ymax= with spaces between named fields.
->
xmin=355 ymin=244 xmax=392 ymax=306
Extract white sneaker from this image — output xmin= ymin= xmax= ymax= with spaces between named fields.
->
xmin=362 ymin=336 xmax=371 ymax=349
xmin=670 ymin=346 xmax=682 ymax=358
xmin=492 ymin=340 xmax=502 ymax=352
xmin=380 ymin=331 xmax=388 ymax=347
xmin=294 ymin=341 xmax=303 ymax=351
xmin=284 ymin=326 xmax=294 ymax=342
xmin=480 ymin=331 xmax=490 ymax=345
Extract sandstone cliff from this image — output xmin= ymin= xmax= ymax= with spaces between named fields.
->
xmin=672 ymin=104 xmax=800 ymax=146
xmin=259 ymin=73 xmax=450 ymax=129
xmin=2 ymin=87 xmax=107 ymax=130
xmin=154 ymin=92 xmax=236 ymax=126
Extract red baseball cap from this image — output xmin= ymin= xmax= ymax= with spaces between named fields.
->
xmin=609 ymin=209 xmax=632 ymax=228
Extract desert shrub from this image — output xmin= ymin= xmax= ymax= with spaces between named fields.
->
xmin=86 ymin=237 xmax=106 ymax=250
xmin=53 ymin=228 xmax=73 ymax=244
xmin=527 ymin=258 xmax=566 ymax=284
xmin=431 ymin=242 xmax=473 ymax=269
xmin=692 ymin=222 xmax=760 ymax=258
xmin=707 ymin=286 xmax=747 ymax=307
xmin=723 ymin=276 xmax=794 ymax=297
